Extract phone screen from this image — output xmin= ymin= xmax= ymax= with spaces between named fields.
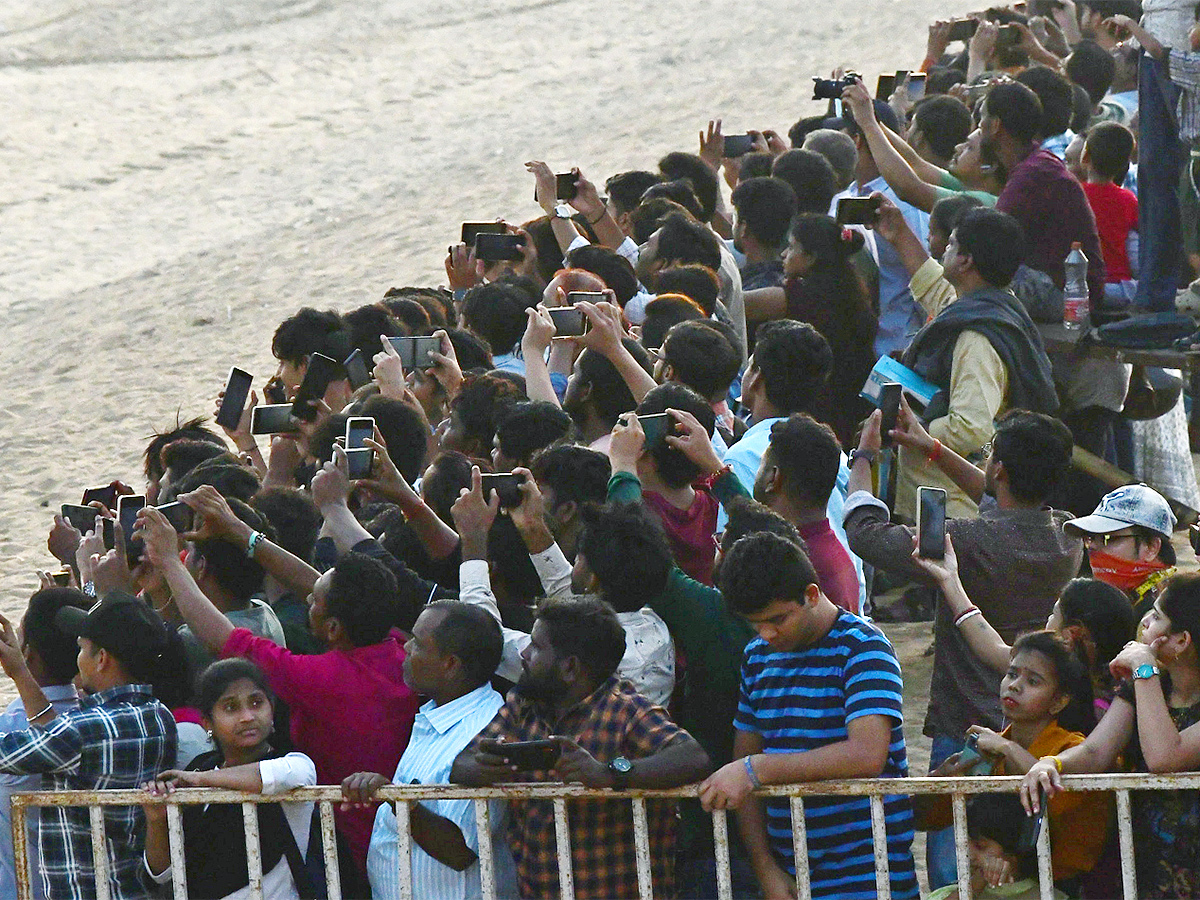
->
xmin=878 ymin=383 xmax=902 ymax=448
xmin=565 ymin=291 xmax=606 ymax=305
xmin=997 ymin=24 xmax=1020 ymax=48
xmin=495 ymin=739 xmax=561 ymax=770
xmin=291 ymin=353 xmax=340 ymax=420
xmin=474 ymin=233 xmax=524 ymax=262
xmin=723 ymin=134 xmax=755 ymax=158
xmin=62 ymin=504 xmax=101 ymax=534
xmin=876 ymin=74 xmax=896 ymax=101
xmin=917 ymin=487 xmax=947 ymax=559
xmin=345 ymin=448 xmax=374 ymax=479
xmin=480 ymin=473 xmax=524 ymax=508
xmin=907 ymin=73 xmax=927 ymax=102
xmin=117 ymin=495 xmax=146 ymax=565
xmin=948 ymin=18 xmax=979 ymax=42
xmin=549 ymin=307 xmax=588 ymax=337
xmin=555 ymin=173 xmax=577 ymax=201
xmin=250 ymin=404 xmax=299 ymax=435
xmin=461 ymin=222 xmax=507 ymax=246
xmin=835 ymin=197 xmax=881 ymax=226
xmin=81 ymin=484 xmax=119 ymax=510
xmin=344 ymin=350 xmax=370 ymax=390
xmin=216 ymin=367 xmax=254 ymax=430
xmin=155 ymin=502 xmax=193 ymax=534
xmin=345 ymin=417 xmax=374 ymax=451
xmin=638 ymin=413 xmax=672 ymax=450
xmin=387 ymin=336 xmax=441 ymax=370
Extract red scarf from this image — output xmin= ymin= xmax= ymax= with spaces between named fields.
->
xmin=1088 ymin=548 xmax=1169 ymax=593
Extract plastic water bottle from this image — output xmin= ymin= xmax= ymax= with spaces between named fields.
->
xmin=1063 ymin=242 xmax=1089 ymax=331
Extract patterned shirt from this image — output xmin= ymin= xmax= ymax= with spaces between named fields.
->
xmin=1169 ymin=49 xmax=1200 ymax=144
xmin=469 ymin=677 xmax=687 ymax=899
xmin=0 ymin=684 xmax=176 ymax=900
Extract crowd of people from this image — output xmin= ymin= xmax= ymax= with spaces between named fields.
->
xmin=6 ymin=1 xmax=1200 ymax=898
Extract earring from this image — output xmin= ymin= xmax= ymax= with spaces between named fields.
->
xmin=205 ymin=730 xmax=213 ymax=740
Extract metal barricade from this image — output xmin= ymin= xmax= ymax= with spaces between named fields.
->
xmin=12 ymin=772 xmax=1198 ymax=900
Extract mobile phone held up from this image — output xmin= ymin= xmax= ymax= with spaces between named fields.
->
xmin=876 ymin=74 xmax=896 ymax=101
xmin=117 ymin=495 xmax=147 ymax=566
xmin=836 ymin=196 xmax=881 ymax=226
xmin=916 ymin=487 xmax=947 ymax=560
xmin=155 ymin=501 xmax=194 ymax=534
xmin=461 ymin=221 xmax=507 ymax=247
xmin=565 ymin=291 xmax=606 ymax=306
xmin=387 ymin=336 xmax=441 ymax=371
xmin=947 ymin=18 xmax=979 ymax=42
xmin=491 ymin=739 xmax=561 ymax=770
xmin=62 ymin=504 xmax=102 ymax=535
xmin=480 ymin=473 xmax=525 ymax=508
xmin=473 ymin=232 xmax=525 ymax=262
xmin=878 ymin=382 xmax=902 ymax=448
xmin=290 ymin=352 xmax=340 ymax=421
xmin=250 ymin=404 xmax=299 ymax=435
xmin=548 ymin=306 xmax=589 ymax=338
xmin=344 ymin=417 xmax=375 ymax=479
xmin=343 ymin=349 xmax=371 ymax=390
xmin=722 ymin=134 xmax=755 ymax=158
xmin=215 ymin=367 xmax=253 ymax=430
xmin=81 ymin=484 xmax=120 ymax=510
xmin=637 ymin=412 xmax=675 ymax=450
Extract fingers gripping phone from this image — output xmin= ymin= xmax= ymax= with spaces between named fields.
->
xmin=290 ymin=353 xmax=340 ymax=421
xmin=878 ymin=382 xmax=902 ymax=448
xmin=480 ymin=473 xmax=525 ymax=508
xmin=493 ymin=739 xmax=561 ymax=770
xmin=548 ymin=306 xmax=589 ymax=338
xmin=835 ymin=196 xmax=882 ymax=226
xmin=345 ymin=417 xmax=375 ymax=479
xmin=117 ymin=495 xmax=147 ymax=566
xmin=216 ymin=367 xmax=253 ymax=430
xmin=917 ymin=487 xmax=947 ymax=560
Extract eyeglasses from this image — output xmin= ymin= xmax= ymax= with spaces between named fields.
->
xmin=1085 ymin=530 xmax=1138 ymax=548
xmin=980 ymin=440 xmax=994 ymax=458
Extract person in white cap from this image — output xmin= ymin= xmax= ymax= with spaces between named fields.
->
xmin=1064 ymin=483 xmax=1179 ymax=617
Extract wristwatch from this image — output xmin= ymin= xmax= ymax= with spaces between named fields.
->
xmin=553 ymin=203 xmax=574 ymax=220
xmin=1134 ymin=663 xmax=1161 ymax=680
xmin=848 ymin=448 xmax=877 ymax=469
xmin=607 ymin=756 xmax=633 ymax=789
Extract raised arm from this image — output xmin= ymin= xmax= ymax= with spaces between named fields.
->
xmin=521 ymin=305 xmax=562 ymax=406
xmin=573 ymin=299 xmax=657 ymax=402
xmin=890 ymin=394 xmax=987 ymax=503
xmin=842 ymin=80 xmax=941 ymax=212
xmin=528 ymin=160 xmax=583 ymax=255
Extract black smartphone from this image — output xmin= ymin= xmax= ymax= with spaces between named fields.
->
xmin=917 ymin=487 xmax=947 ymax=560
xmin=480 ymin=473 xmax=525 ymax=508
xmin=263 ymin=378 xmax=287 ymax=405
xmin=555 ymin=173 xmax=577 ymax=201
xmin=723 ymin=134 xmax=755 ymax=158
xmin=876 ymin=74 xmax=896 ymax=101
xmin=907 ymin=72 xmax=927 ymax=102
xmin=387 ymin=336 xmax=442 ymax=370
xmin=50 ymin=569 xmax=72 ymax=587
xmin=344 ymin=448 xmax=373 ymax=480
xmin=638 ymin=412 xmax=673 ymax=450
xmin=343 ymin=349 xmax=371 ymax=390
xmin=250 ymin=404 xmax=299 ymax=435
xmin=549 ymin=306 xmax=589 ymax=338
xmin=462 ymin=221 xmax=507 ymax=246
xmin=1028 ymin=0 xmax=1064 ymax=16
xmin=948 ymin=18 xmax=979 ymax=41
xmin=565 ymin=291 xmax=606 ymax=306
xmin=215 ymin=367 xmax=254 ymax=430
xmin=102 ymin=518 xmax=115 ymax=551
xmin=290 ymin=352 xmax=340 ymax=421
xmin=492 ymin=739 xmax=562 ymax=770
xmin=1017 ymin=786 xmax=1048 ymax=854
xmin=62 ymin=504 xmax=102 ymax=534
xmin=997 ymin=24 xmax=1021 ymax=49
xmin=836 ymin=196 xmax=882 ymax=226
xmin=117 ymin=495 xmax=146 ymax=565
xmin=474 ymin=232 xmax=525 ymax=262
xmin=155 ymin=501 xmax=193 ymax=534
xmin=81 ymin=484 xmax=119 ymax=510
xmin=345 ymin=417 xmax=375 ymax=479
xmin=878 ymin=382 xmax=903 ymax=448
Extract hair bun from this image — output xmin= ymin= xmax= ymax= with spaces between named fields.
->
xmin=839 ymin=226 xmax=865 ymax=256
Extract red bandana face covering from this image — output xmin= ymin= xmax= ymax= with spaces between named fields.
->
xmin=1088 ymin=547 xmax=1169 ymax=593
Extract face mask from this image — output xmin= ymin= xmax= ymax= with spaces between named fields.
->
xmin=1088 ymin=547 xmax=1168 ymax=592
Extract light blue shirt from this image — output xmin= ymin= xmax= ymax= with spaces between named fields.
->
xmin=0 ymin=685 xmax=80 ymax=900
xmin=718 ymin=417 xmax=867 ymax=613
xmin=367 ymin=684 xmax=516 ymax=900
xmin=491 ymin=352 xmax=526 ymax=377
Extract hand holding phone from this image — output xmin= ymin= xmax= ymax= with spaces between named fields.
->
xmin=836 ymin=196 xmax=882 ymax=226
xmin=215 ymin=368 xmax=254 ymax=430
xmin=117 ymin=495 xmax=147 ymax=566
xmin=481 ymin=739 xmax=562 ymax=770
xmin=290 ymin=353 xmax=340 ymax=421
xmin=722 ymin=134 xmax=755 ymax=158
xmin=916 ymin=487 xmax=947 ymax=560
xmin=548 ymin=306 xmax=589 ymax=338
xmin=473 ymin=232 xmax=525 ymax=262
xmin=878 ymin=383 xmax=902 ymax=448
xmin=345 ymin=417 xmax=376 ymax=479
xmin=480 ymin=473 xmax=526 ymax=508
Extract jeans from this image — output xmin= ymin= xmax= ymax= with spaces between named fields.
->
xmin=1135 ymin=52 xmax=1185 ymax=312
xmin=926 ymin=733 xmax=965 ymax=890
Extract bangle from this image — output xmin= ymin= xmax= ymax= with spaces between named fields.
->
xmin=1042 ymin=755 xmax=1063 ymax=773
xmin=246 ymin=531 xmax=264 ymax=557
xmin=743 ymin=755 xmax=762 ymax=789
xmin=587 ymin=209 xmax=606 ymax=226
xmin=954 ymin=607 xmax=981 ymax=628
xmin=28 ymin=702 xmax=54 ymax=721
xmin=926 ymin=439 xmax=943 ymax=464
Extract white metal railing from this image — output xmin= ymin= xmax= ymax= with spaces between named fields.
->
xmin=12 ymin=772 xmax=1198 ymax=900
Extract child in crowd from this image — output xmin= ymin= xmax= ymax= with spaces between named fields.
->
xmin=1079 ymin=122 xmax=1139 ymax=308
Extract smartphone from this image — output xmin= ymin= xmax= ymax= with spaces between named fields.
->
xmin=50 ymin=569 xmax=72 ymax=588
xmin=722 ymin=134 xmax=755 ymax=158
xmin=480 ymin=473 xmax=525 ymax=508
xmin=876 ymin=74 xmax=896 ymax=101
xmin=117 ymin=495 xmax=146 ymax=565
xmin=894 ymin=69 xmax=909 ymax=85
xmin=638 ymin=412 xmax=673 ymax=450
xmin=1028 ymin=0 xmax=1064 ymax=16
xmin=473 ymin=232 xmax=524 ymax=262
xmin=492 ymin=739 xmax=561 ymax=770
xmin=1017 ymin=786 xmax=1048 ymax=854
xmin=387 ymin=336 xmax=442 ymax=370
xmin=956 ymin=734 xmax=995 ymax=776
xmin=878 ymin=382 xmax=902 ymax=449
xmin=947 ymin=18 xmax=979 ymax=41
xmin=996 ymin=24 xmax=1021 ymax=49
xmin=290 ymin=352 xmax=340 ymax=420
xmin=81 ymin=484 xmax=119 ymax=510
xmin=345 ymin=417 xmax=375 ymax=479
xmin=548 ymin=306 xmax=589 ymax=338
xmin=835 ymin=196 xmax=882 ymax=226
xmin=461 ymin=221 xmax=507 ymax=246
xmin=215 ymin=367 xmax=254 ymax=430
xmin=250 ymin=403 xmax=299 ymax=435
xmin=565 ymin=291 xmax=606 ymax=306
xmin=907 ymin=72 xmax=927 ymax=102
xmin=555 ymin=173 xmax=577 ymax=201
xmin=155 ymin=501 xmax=193 ymax=534
xmin=263 ymin=378 xmax=287 ymax=405
xmin=916 ymin=487 xmax=947 ymax=560
xmin=343 ymin=349 xmax=370 ymax=390
xmin=62 ymin=504 xmax=102 ymax=534
xmin=102 ymin=518 xmax=115 ymax=551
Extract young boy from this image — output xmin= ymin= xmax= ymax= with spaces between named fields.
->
xmin=1080 ymin=121 xmax=1140 ymax=308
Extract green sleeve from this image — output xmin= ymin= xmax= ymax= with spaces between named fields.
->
xmin=606 ymin=470 xmax=643 ymax=504
xmin=710 ymin=467 xmax=751 ymax=509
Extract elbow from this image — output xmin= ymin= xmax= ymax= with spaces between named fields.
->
xmin=853 ymin=746 xmax=890 ymax=779
xmin=445 ymin=849 xmax=479 ymax=873
xmin=680 ymin=743 xmax=714 ymax=784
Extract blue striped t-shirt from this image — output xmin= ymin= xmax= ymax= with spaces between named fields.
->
xmin=734 ymin=611 xmax=917 ymax=900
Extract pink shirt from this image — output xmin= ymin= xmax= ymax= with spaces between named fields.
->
xmin=222 ymin=628 xmax=420 ymax=870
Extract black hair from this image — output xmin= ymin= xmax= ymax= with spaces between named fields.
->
xmin=772 ymin=149 xmax=839 ymax=214
xmin=449 ymin=372 xmax=526 ymax=457
xmin=1069 ymin=83 xmax=1094 ymax=135
xmin=636 ymin=383 xmax=717 ymax=489
xmin=306 ymin=413 xmax=350 ymax=468
xmin=488 ymin=514 xmax=545 ymax=604
xmin=731 ymin=177 xmax=798 ymax=250
xmin=444 ymin=328 xmax=494 ymax=373
xmin=789 ymin=213 xmax=866 ymax=265
xmin=1067 ymin=39 xmax=1116 ymax=106
xmin=192 ymin=499 xmax=272 ymax=603
xmin=787 ymin=114 xmax=829 ymax=147
xmin=1012 ymin=68 xmax=1069 ymax=140
xmin=161 ymin=440 xmax=231 ymax=485
xmin=426 ymin=600 xmax=504 ymax=688
xmin=1079 ymin=0 xmax=1143 ymax=20
xmin=629 ymin=198 xmax=692 ymax=246
xmin=575 ymin=338 xmax=654 ymax=426
xmin=954 ymin=208 xmax=1026 ymax=286
xmin=1158 ymin=572 xmax=1200 ymax=652
xmin=382 ymin=286 xmax=455 ymax=329
xmin=912 ymin=95 xmax=974 ymax=160
xmin=767 ymin=414 xmax=842 ymax=509
xmin=605 ymin=170 xmax=662 ymax=216
xmin=360 ymin=394 xmax=432 ymax=483
xmin=519 ymin=216 xmax=568 ymax=285
xmin=343 ymin=303 xmax=406 ymax=360
xmin=927 ymin=66 xmax=966 ymax=95
xmin=1056 ymin=577 xmax=1137 ymax=698
xmin=1011 ymin=630 xmax=1096 ymax=735
xmin=171 ymin=456 xmax=262 ymax=504
xmin=655 ymin=265 xmax=721 ymax=317
xmin=146 ymin=627 xmax=194 ymax=710
xmin=655 ymin=212 xmax=722 ymax=270
xmin=462 ymin=282 xmax=535 ymax=357
xmin=1084 ymin=121 xmax=1135 ymax=184
xmin=750 ymin=320 xmax=833 ymax=415
xmin=379 ymin=295 xmax=432 ymax=333
xmin=577 ymin=502 xmax=674 ymax=611
xmin=529 ymin=445 xmax=611 ymax=510
xmin=720 ymin=497 xmax=803 ymax=552
xmin=24 ymin=588 xmax=89 ymax=684
xmin=658 ymin=151 xmax=720 ymax=220
xmin=992 ymin=410 xmax=1074 ymax=504
xmin=564 ymin=245 xmax=639 ymax=306
xmin=495 ymin=401 xmax=573 ymax=465
xmin=144 ymin=416 xmax=225 ymax=482
xmin=662 ymin=319 xmax=742 ymax=400
xmin=197 ymin=658 xmax=274 ymax=719
xmin=738 ymin=151 xmax=775 ymax=180
xmin=930 ymin=194 xmax=985 ymax=239
xmin=535 ymin=595 xmax=626 ymax=682
xmin=271 ymin=307 xmax=351 ymax=366
xmin=720 ymin=531 xmax=820 ymax=615
xmin=421 ymin=451 xmax=476 ymax=526
xmin=493 ymin=273 xmax=542 ymax=309
xmin=640 ymin=294 xmax=706 ymax=350
xmin=326 ymin=552 xmax=403 ymax=647
xmin=641 ymin=180 xmax=706 ymax=221
xmin=965 ymin=794 xmax=1036 ymax=878
xmin=250 ymin=488 xmax=322 ymax=564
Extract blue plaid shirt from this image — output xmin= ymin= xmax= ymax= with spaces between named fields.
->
xmin=0 ymin=684 xmax=176 ymax=900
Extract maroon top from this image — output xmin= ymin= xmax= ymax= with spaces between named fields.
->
xmin=798 ymin=518 xmax=861 ymax=615
xmin=642 ymin=488 xmax=720 ymax=585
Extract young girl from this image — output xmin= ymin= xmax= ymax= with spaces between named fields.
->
xmin=142 ymin=659 xmax=317 ymax=900
xmin=1024 ymin=573 xmax=1200 ymax=899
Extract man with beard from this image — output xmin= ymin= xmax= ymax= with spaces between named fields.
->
xmin=842 ymin=407 xmax=1082 ymax=890
xmin=450 ymin=595 xmax=710 ymax=900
